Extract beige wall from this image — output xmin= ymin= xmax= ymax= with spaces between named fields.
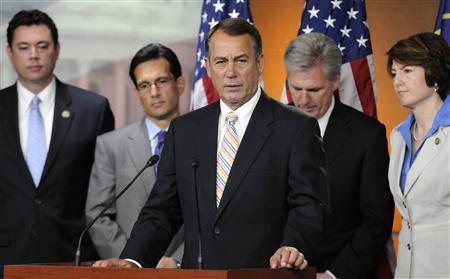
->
xmin=250 ymin=0 xmax=440 ymax=248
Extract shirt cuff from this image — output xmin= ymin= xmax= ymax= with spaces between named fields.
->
xmin=326 ymin=270 xmax=337 ymax=279
xmin=124 ymin=258 xmax=142 ymax=268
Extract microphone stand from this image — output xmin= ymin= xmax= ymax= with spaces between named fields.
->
xmin=74 ymin=155 xmax=159 ymax=266
xmin=192 ymin=159 xmax=202 ymax=269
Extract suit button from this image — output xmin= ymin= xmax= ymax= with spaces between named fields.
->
xmin=407 ymin=222 xmax=411 ymax=229
xmin=407 ymin=243 xmax=411 ymax=250
xmin=32 ymin=229 xmax=38 ymax=237
xmin=214 ymin=227 xmax=221 ymax=235
xmin=34 ymin=198 xmax=42 ymax=205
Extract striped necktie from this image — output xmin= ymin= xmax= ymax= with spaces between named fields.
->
xmin=26 ymin=96 xmax=47 ymax=187
xmin=216 ymin=112 xmax=239 ymax=207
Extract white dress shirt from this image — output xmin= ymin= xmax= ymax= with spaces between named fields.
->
xmin=317 ymin=95 xmax=335 ymax=137
xmin=18 ymin=78 xmax=56 ymax=158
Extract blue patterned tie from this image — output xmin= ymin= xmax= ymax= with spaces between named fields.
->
xmin=27 ymin=96 xmax=47 ymax=187
xmin=153 ymin=130 xmax=167 ymax=176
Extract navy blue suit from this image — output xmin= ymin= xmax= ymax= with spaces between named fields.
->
xmin=311 ymin=101 xmax=394 ymax=278
xmin=121 ymin=92 xmax=328 ymax=269
xmin=0 ymin=79 xmax=114 ymax=276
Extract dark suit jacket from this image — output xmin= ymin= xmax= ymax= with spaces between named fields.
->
xmin=311 ymin=101 xmax=394 ymax=278
xmin=121 ymin=92 xmax=329 ymax=269
xmin=0 ymin=79 xmax=114 ymax=275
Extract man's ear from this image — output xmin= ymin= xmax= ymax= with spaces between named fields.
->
xmin=333 ymin=75 xmax=340 ymax=91
xmin=205 ymin=57 xmax=212 ymax=78
xmin=55 ymin=41 xmax=60 ymax=59
xmin=257 ymin=54 xmax=264 ymax=75
xmin=176 ymin=76 xmax=186 ymax=96
xmin=7 ymin=46 xmax=13 ymax=61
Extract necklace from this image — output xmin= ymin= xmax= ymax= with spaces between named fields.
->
xmin=412 ymin=122 xmax=426 ymax=142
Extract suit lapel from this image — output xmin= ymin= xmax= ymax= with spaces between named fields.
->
xmin=127 ymin=120 xmax=154 ymax=195
xmin=389 ymin=131 xmax=406 ymax=199
xmin=215 ymin=93 xmax=274 ymax=222
xmin=41 ymin=80 xmax=74 ymax=183
xmin=323 ymin=101 xmax=351 ymax=165
xmin=0 ymin=85 xmax=35 ymax=187
xmin=404 ymin=128 xmax=448 ymax=196
xmin=195 ymin=103 xmax=220 ymax=216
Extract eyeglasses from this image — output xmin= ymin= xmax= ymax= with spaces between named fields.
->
xmin=137 ymin=77 xmax=174 ymax=93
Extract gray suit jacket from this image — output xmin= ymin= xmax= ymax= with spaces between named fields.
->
xmin=86 ymin=119 xmax=183 ymax=261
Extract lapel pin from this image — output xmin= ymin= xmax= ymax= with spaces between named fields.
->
xmin=435 ymin=138 xmax=440 ymax=145
xmin=61 ymin=110 xmax=70 ymax=118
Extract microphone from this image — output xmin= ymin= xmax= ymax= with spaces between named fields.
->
xmin=192 ymin=158 xmax=202 ymax=269
xmin=74 ymin=155 xmax=159 ymax=266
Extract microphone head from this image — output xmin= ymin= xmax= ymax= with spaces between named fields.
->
xmin=192 ymin=158 xmax=199 ymax=168
xmin=146 ymin=155 xmax=159 ymax=168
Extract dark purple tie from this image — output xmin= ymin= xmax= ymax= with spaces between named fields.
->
xmin=154 ymin=130 xmax=166 ymax=176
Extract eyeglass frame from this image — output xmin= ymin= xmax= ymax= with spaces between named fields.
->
xmin=136 ymin=76 xmax=175 ymax=93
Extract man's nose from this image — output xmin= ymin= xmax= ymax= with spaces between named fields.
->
xmin=29 ymin=46 xmax=39 ymax=60
xmin=225 ymin=61 xmax=237 ymax=78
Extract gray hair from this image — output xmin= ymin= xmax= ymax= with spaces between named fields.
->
xmin=284 ymin=32 xmax=341 ymax=80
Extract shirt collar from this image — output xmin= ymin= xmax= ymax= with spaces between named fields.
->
xmin=18 ymin=77 xmax=56 ymax=109
xmin=219 ymin=86 xmax=261 ymax=125
xmin=397 ymin=95 xmax=450 ymax=146
xmin=317 ymin=95 xmax=335 ymax=137
xmin=144 ymin=118 xmax=168 ymax=140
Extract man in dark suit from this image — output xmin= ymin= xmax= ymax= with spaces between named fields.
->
xmin=284 ymin=33 xmax=394 ymax=278
xmin=0 ymin=9 xmax=114 ymax=276
xmin=93 ymin=18 xmax=328 ymax=270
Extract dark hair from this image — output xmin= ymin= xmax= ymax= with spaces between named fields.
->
xmin=129 ymin=43 xmax=182 ymax=87
xmin=7 ymin=9 xmax=58 ymax=47
xmin=205 ymin=18 xmax=262 ymax=58
xmin=387 ymin=32 xmax=450 ymax=100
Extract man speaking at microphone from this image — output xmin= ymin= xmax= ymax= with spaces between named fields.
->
xmin=86 ymin=43 xmax=185 ymax=268
xmin=94 ymin=18 xmax=328 ymax=270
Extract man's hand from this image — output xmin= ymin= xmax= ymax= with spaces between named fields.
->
xmin=92 ymin=258 xmax=138 ymax=268
xmin=269 ymin=246 xmax=308 ymax=269
xmin=156 ymin=256 xmax=178 ymax=268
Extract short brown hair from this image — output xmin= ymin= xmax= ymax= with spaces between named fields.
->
xmin=387 ymin=32 xmax=450 ymax=100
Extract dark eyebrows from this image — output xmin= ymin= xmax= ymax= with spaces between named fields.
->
xmin=213 ymin=53 xmax=249 ymax=62
xmin=291 ymin=85 xmax=324 ymax=92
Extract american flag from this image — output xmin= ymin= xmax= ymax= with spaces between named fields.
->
xmin=281 ymin=0 xmax=377 ymax=118
xmin=434 ymin=0 xmax=450 ymax=43
xmin=190 ymin=0 xmax=253 ymax=110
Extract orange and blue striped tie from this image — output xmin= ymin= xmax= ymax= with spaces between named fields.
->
xmin=216 ymin=112 xmax=238 ymax=207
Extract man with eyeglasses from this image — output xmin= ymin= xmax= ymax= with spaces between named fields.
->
xmin=85 ymin=43 xmax=185 ymax=268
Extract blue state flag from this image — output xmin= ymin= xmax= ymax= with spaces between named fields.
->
xmin=434 ymin=0 xmax=450 ymax=43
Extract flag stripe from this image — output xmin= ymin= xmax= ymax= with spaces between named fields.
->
xmin=202 ymin=76 xmax=220 ymax=105
xmin=350 ymin=56 xmax=377 ymax=118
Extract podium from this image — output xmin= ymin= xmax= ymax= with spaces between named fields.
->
xmin=4 ymin=264 xmax=316 ymax=279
